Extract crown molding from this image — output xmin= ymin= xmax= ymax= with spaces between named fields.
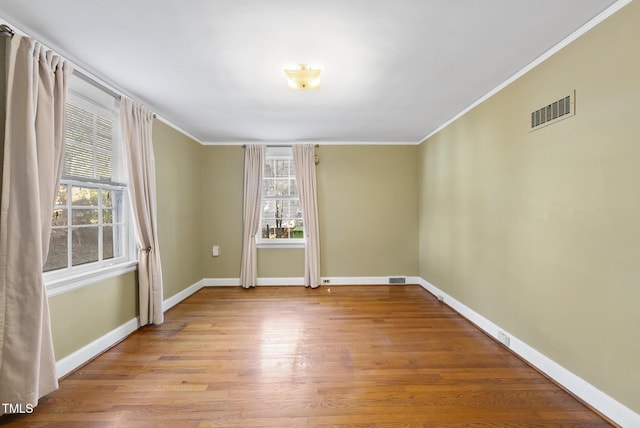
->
xmin=418 ymin=0 xmax=633 ymax=144
xmin=201 ymin=140 xmax=419 ymax=146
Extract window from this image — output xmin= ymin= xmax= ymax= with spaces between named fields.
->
xmin=258 ymin=147 xmax=304 ymax=246
xmin=44 ymin=76 xmax=134 ymax=287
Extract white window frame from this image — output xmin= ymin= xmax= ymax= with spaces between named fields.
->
xmin=257 ymin=146 xmax=304 ymax=249
xmin=43 ymin=76 xmax=137 ymax=296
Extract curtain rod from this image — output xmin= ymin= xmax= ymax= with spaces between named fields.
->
xmin=0 ymin=24 xmax=14 ymax=37
xmin=74 ymin=72 xmax=156 ymax=118
xmin=73 ymin=68 xmax=121 ymax=100
xmin=0 ymin=23 xmax=156 ymax=118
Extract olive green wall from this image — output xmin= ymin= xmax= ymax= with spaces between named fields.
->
xmin=258 ymin=248 xmax=305 ymax=278
xmin=49 ymin=272 xmax=137 ymax=359
xmin=418 ymin=1 xmax=640 ymax=413
xmin=201 ymin=146 xmax=244 ymax=278
xmin=318 ymin=145 xmax=418 ymax=277
xmin=201 ymin=145 xmax=419 ymax=280
xmin=154 ymin=120 xmax=204 ymax=297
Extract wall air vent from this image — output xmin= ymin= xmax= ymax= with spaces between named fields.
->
xmin=530 ymin=90 xmax=575 ymax=131
xmin=389 ymin=276 xmax=406 ymax=284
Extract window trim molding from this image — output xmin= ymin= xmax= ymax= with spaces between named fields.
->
xmin=256 ymin=238 xmax=305 ymax=249
xmin=45 ymin=260 xmax=138 ymax=297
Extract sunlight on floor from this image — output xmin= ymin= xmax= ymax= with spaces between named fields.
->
xmin=259 ymin=317 xmax=303 ymax=375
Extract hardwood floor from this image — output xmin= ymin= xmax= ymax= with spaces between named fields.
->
xmin=2 ymin=285 xmax=611 ymax=427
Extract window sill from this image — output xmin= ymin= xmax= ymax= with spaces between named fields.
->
xmin=45 ymin=261 xmax=138 ymax=297
xmin=257 ymin=239 xmax=305 ymax=249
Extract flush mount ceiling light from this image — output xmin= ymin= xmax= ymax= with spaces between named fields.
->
xmin=284 ymin=64 xmax=321 ymax=90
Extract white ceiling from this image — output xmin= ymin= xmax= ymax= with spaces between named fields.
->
xmin=0 ymin=0 xmax=622 ymax=144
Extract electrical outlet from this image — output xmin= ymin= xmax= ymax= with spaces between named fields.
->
xmin=322 ymin=279 xmax=330 ymax=284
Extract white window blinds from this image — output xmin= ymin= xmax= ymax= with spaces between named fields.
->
xmin=63 ymin=76 xmax=125 ymax=185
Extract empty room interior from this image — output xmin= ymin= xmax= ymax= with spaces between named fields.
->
xmin=0 ymin=0 xmax=639 ymax=426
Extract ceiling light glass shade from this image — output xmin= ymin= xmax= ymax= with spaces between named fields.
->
xmin=284 ymin=64 xmax=321 ymax=90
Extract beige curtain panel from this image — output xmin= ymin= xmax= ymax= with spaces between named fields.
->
xmin=293 ymin=144 xmax=321 ymax=288
xmin=240 ymin=145 xmax=265 ymax=288
xmin=0 ymin=35 xmax=72 ymax=413
xmin=120 ymin=98 xmax=164 ymax=325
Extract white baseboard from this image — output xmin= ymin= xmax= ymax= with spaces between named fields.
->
xmin=258 ymin=277 xmax=304 ymax=286
xmin=55 ymin=317 xmax=139 ymax=379
xmin=320 ymin=276 xmax=424 ymax=286
xmin=203 ymin=278 xmax=240 ymax=287
xmin=322 ymin=276 xmax=399 ymax=285
xmin=204 ymin=277 xmax=305 ymax=286
xmin=203 ymin=276 xmax=419 ymax=287
xmin=416 ymin=277 xmax=639 ymax=427
xmin=162 ymin=279 xmax=205 ymax=311
xmin=204 ymin=277 xmax=311 ymax=286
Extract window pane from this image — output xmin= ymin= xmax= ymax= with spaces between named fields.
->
xmin=102 ymin=189 xmax=113 ymax=207
xmin=281 ymin=200 xmax=303 ymax=227
xmin=275 ymin=178 xmax=289 ymax=196
xmin=52 ymin=209 xmax=68 ymax=227
xmin=103 ymin=225 xmax=114 ymax=260
xmin=260 ymin=199 xmax=303 ymax=239
xmin=261 ymin=200 xmax=276 ymax=237
xmin=44 ymin=229 xmax=68 ymax=271
xmin=263 ymin=178 xmax=275 ymax=197
xmin=55 ymin=185 xmax=68 ymax=205
xmin=103 ymin=209 xmax=113 ymax=224
xmin=72 ymin=187 xmax=99 ymax=206
xmin=72 ymin=227 xmax=99 ymax=266
xmin=264 ymin=162 xmax=274 ymax=178
xmin=72 ymin=209 xmax=99 ymax=225
xmin=275 ymin=159 xmax=290 ymax=177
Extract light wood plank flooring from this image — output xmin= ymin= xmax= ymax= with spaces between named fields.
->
xmin=2 ymin=285 xmax=612 ymax=427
